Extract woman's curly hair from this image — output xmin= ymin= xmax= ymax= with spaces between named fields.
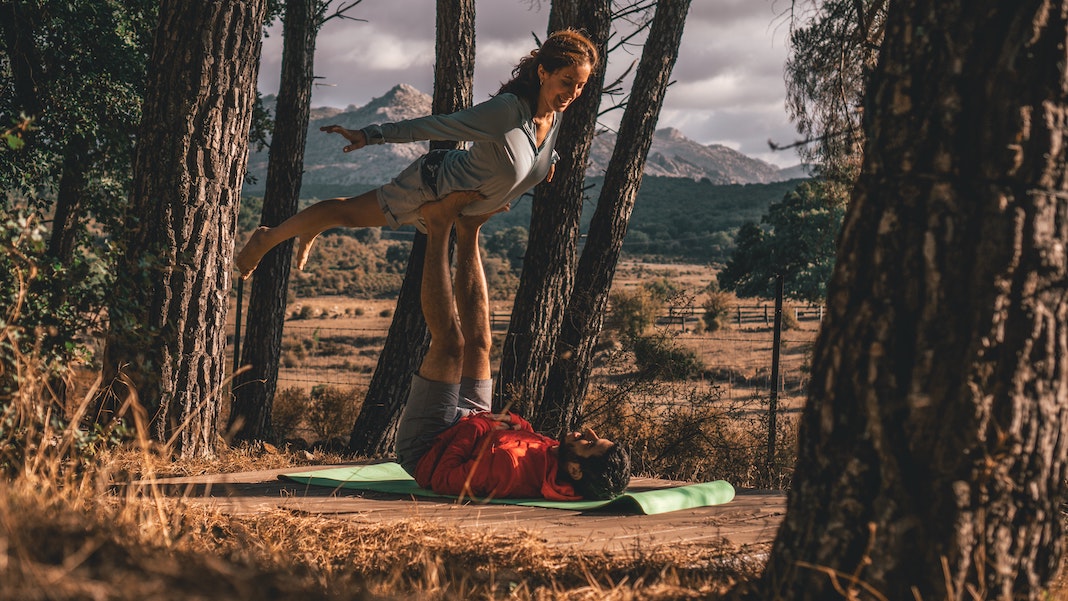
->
xmin=496 ymin=28 xmax=599 ymax=110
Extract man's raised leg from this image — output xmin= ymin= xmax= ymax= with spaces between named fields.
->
xmin=452 ymin=211 xmax=496 ymax=416
xmin=393 ymin=192 xmax=479 ymax=474
xmin=413 ymin=198 xmax=465 ymax=384
xmin=453 ymin=214 xmax=493 ymax=381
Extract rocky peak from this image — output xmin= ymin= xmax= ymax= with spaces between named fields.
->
xmin=245 ymin=85 xmax=808 ymax=189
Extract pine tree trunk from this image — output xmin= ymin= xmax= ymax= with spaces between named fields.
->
xmin=495 ymin=0 xmax=610 ymax=417
xmin=98 ymin=0 xmax=265 ymax=458
xmin=229 ymin=0 xmax=318 ymax=443
xmin=537 ymin=0 xmax=691 ymax=436
xmin=758 ymin=2 xmax=1068 ymax=599
xmin=48 ymin=135 xmax=89 ymax=264
xmin=347 ymin=0 xmax=474 ymax=456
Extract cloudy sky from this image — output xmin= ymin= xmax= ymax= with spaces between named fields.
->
xmin=258 ymin=1 xmax=803 ymax=167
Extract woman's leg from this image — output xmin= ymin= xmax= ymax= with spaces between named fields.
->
xmin=235 ymin=189 xmax=388 ymax=278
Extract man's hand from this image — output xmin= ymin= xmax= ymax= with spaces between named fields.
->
xmin=320 ymin=124 xmax=367 ymax=153
xmin=545 ymin=163 xmax=556 ymax=183
xmin=487 ymin=413 xmax=521 ymax=430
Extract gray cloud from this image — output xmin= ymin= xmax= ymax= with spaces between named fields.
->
xmin=259 ymin=0 xmax=802 ymax=166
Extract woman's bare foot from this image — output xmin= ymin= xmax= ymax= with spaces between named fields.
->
xmin=235 ymin=226 xmax=273 ymax=280
xmin=295 ymin=232 xmax=320 ymax=271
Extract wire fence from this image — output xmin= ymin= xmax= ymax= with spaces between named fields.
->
xmin=226 ymin=305 xmax=822 ymax=406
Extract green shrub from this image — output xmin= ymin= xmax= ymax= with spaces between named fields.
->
xmin=782 ymin=303 xmax=800 ymax=330
xmin=702 ymin=289 xmax=734 ymax=332
xmin=607 ymin=288 xmax=663 ymax=339
xmin=306 ymin=385 xmax=362 ymax=441
xmin=631 ymin=334 xmax=704 ymax=381
xmin=271 ymin=387 xmax=307 ymax=440
xmin=583 ymin=373 xmax=798 ymax=489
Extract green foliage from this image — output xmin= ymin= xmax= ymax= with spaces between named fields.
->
xmin=702 ymin=288 xmax=734 ymax=332
xmin=631 ymin=334 xmax=704 ymax=381
xmin=607 ymin=287 xmax=663 ymax=339
xmin=0 ymin=0 xmax=156 ymax=229
xmin=471 ymin=176 xmax=805 ymax=264
xmin=642 ymin=277 xmax=683 ymax=303
xmin=306 ymin=385 xmax=362 ymax=441
xmin=720 ymin=179 xmax=846 ymax=302
xmin=0 ymin=399 xmax=131 ymax=476
xmin=483 ymin=226 xmax=528 ymax=275
xmin=0 ymin=212 xmax=109 ymax=396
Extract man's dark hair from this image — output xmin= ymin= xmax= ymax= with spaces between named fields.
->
xmin=560 ymin=442 xmax=631 ymax=500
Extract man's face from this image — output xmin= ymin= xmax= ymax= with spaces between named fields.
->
xmin=561 ymin=427 xmax=614 ymax=459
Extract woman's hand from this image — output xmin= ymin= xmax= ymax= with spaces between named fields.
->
xmin=545 ymin=163 xmax=556 ymax=183
xmin=320 ymin=125 xmax=367 ymax=153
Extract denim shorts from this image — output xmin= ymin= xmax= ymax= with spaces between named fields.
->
xmin=375 ymin=149 xmax=450 ymax=233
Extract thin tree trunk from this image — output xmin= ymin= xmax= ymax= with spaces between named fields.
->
xmin=758 ymin=1 xmax=1068 ymax=599
xmin=495 ymin=0 xmax=610 ymax=417
xmin=230 ymin=0 xmax=318 ymax=442
xmin=537 ymin=0 xmax=691 ymax=437
xmin=48 ymin=135 xmax=90 ymax=264
xmin=97 ymin=0 xmax=265 ymax=458
xmin=348 ymin=0 xmax=474 ymax=456
xmin=0 ymin=1 xmax=43 ymax=120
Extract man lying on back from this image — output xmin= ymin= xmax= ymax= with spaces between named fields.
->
xmin=394 ymin=193 xmax=630 ymax=500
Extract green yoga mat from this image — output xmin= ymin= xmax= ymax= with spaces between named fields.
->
xmin=281 ymin=462 xmax=735 ymax=515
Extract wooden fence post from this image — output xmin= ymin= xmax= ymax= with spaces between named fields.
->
xmin=766 ymin=274 xmax=784 ymax=483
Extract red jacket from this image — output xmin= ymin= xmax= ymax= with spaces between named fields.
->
xmin=414 ymin=412 xmax=580 ymax=501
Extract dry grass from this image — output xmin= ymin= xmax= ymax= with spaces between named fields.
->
xmin=1 ymin=440 xmax=765 ymax=600
xmin=1 ymin=326 xmax=763 ymax=600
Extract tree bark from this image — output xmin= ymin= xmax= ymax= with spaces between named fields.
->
xmin=229 ymin=0 xmax=318 ymax=443
xmin=536 ymin=0 xmax=691 ymax=436
xmin=758 ymin=2 xmax=1068 ymax=599
xmin=0 ymin=1 xmax=43 ymax=120
xmin=48 ymin=135 xmax=90 ymax=264
xmin=347 ymin=0 xmax=474 ymax=456
xmin=97 ymin=0 xmax=265 ymax=458
xmin=495 ymin=0 xmax=610 ymax=417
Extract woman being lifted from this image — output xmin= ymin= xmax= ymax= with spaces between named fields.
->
xmin=236 ymin=28 xmax=598 ymax=278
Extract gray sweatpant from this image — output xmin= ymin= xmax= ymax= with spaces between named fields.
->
xmin=395 ymin=374 xmax=492 ymax=476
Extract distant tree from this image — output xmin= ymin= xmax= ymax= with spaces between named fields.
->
xmin=783 ymin=0 xmax=886 ymax=181
xmin=347 ymin=0 xmax=474 ymax=456
xmin=720 ymin=179 xmax=845 ymax=302
xmin=483 ymin=226 xmax=528 ymax=275
xmin=496 ymin=0 xmax=611 ymax=416
xmin=535 ymin=0 xmax=692 ymax=437
xmin=96 ymin=0 xmax=266 ymax=457
xmin=756 ymin=0 xmax=1068 ymax=598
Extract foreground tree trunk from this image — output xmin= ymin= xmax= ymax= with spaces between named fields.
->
xmin=230 ymin=0 xmax=319 ymax=442
xmin=348 ymin=0 xmax=474 ymax=456
xmin=537 ymin=0 xmax=691 ymax=436
xmin=758 ymin=2 xmax=1068 ymax=599
xmin=495 ymin=0 xmax=610 ymax=417
xmin=98 ymin=0 xmax=265 ymax=458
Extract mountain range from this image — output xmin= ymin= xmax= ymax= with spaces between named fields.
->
xmin=246 ymin=84 xmax=809 ymax=189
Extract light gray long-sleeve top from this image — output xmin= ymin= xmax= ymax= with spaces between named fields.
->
xmin=361 ymin=92 xmax=561 ymax=218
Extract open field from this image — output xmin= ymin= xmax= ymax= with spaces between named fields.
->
xmin=229 ymin=261 xmax=819 ymax=414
